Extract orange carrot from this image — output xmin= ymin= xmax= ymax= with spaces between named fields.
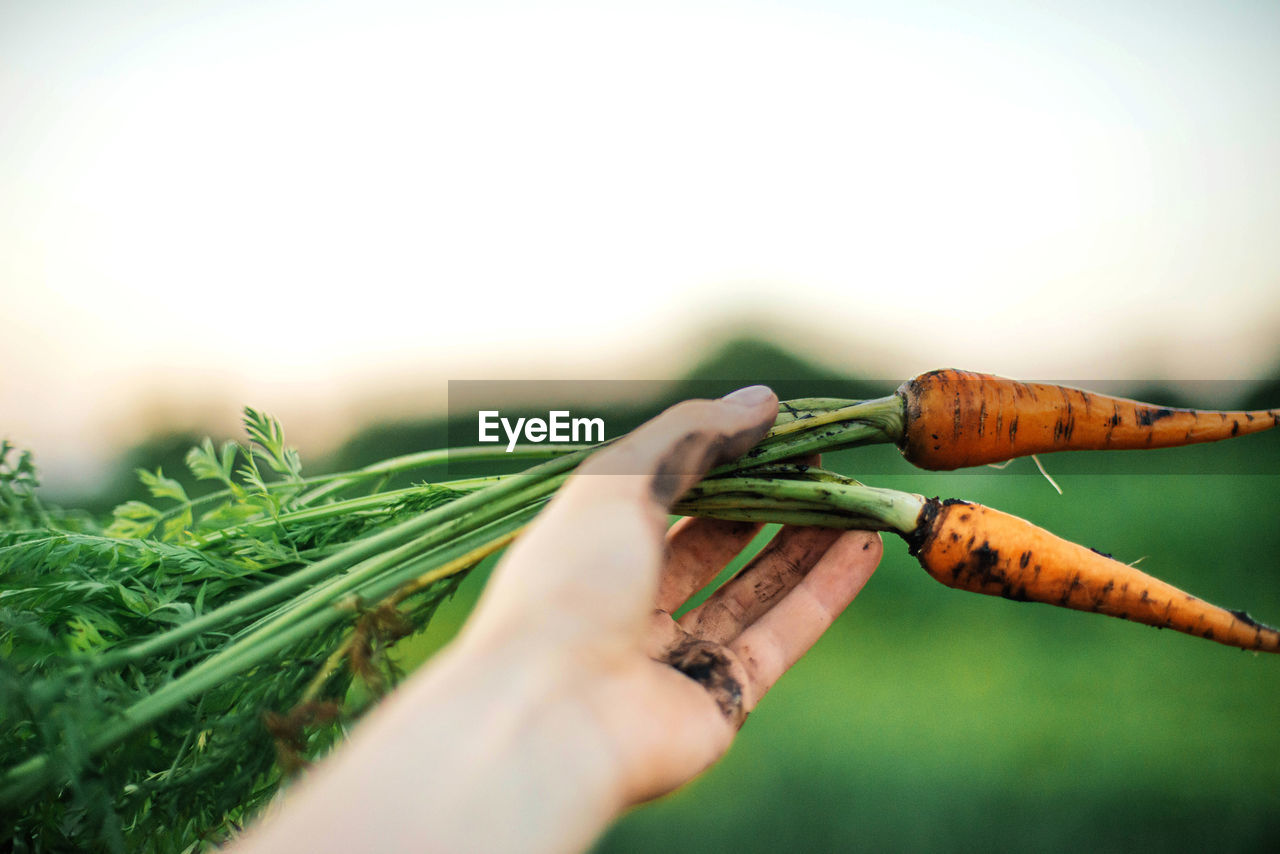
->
xmin=896 ymin=368 xmax=1280 ymax=470
xmin=905 ymin=497 xmax=1280 ymax=653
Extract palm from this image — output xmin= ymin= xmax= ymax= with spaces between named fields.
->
xmin=558 ymin=519 xmax=881 ymax=806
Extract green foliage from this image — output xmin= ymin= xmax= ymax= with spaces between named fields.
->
xmin=186 ymin=438 xmax=240 ymax=492
xmin=241 ymin=407 xmax=303 ymax=485
xmin=0 ymin=441 xmax=50 ymax=532
xmin=0 ymin=410 xmax=495 ymax=852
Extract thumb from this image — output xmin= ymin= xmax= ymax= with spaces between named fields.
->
xmin=465 ymin=387 xmax=779 ymax=646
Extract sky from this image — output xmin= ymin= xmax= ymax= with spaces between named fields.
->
xmin=2 ymin=0 xmax=1279 ymax=485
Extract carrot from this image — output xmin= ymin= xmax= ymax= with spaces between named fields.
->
xmin=905 ymin=497 xmax=1280 ymax=653
xmin=896 ymin=368 xmax=1280 ymax=470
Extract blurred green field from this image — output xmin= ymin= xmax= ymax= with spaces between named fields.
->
xmin=67 ymin=339 xmax=1280 ymax=852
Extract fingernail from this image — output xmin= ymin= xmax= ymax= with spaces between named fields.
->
xmin=721 ymin=385 xmax=774 ymax=407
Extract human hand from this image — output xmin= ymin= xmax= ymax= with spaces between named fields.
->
xmin=231 ymin=386 xmax=882 ymax=853
xmin=459 ymin=384 xmax=884 ymax=808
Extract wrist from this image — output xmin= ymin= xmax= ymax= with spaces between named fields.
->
xmin=232 ymin=635 xmax=626 ymax=854
xmin=393 ymin=635 xmax=630 ymax=851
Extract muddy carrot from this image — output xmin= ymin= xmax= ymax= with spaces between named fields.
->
xmin=681 ymin=475 xmax=1279 ymax=652
xmin=895 ymin=368 xmax=1280 ymax=470
xmin=905 ymin=497 xmax=1280 ymax=652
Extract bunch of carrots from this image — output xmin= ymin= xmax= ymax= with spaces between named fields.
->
xmin=2 ymin=368 xmax=1278 ymax=851
xmin=721 ymin=368 xmax=1280 ymax=653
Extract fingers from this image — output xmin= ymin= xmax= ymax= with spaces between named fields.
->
xmin=655 ymin=517 xmax=765 ymax=613
xmin=653 ymin=453 xmax=824 ymax=624
xmin=566 ymin=386 xmax=779 ymax=520
xmin=653 ymin=455 xmax=817 ymax=616
xmin=645 ymin=526 xmax=879 ymax=750
xmin=649 ymin=452 xmax=830 ymax=638
xmin=729 ymin=530 xmax=882 ymax=710
xmin=677 ymin=526 xmax=845 ymax=645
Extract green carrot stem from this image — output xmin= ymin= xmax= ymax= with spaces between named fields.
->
xmin=0 ymin=504 xmax=544 ymax=805
xmin=237 ymin=489 xmax=554 ymax=637
xmin=154 ymin=443 xmax=591 ymax=525
xmin=94 ymin=453 xmax=586 ymax=671
xmin=294 ymin=444 xmax=592 ymax=506
xmin=774 ymin=397 xmax=862 ymax=425
xmin=716 ymin=420 xmax=893 ymax=473
xmin=301 ymin=522 xmax=529 ymax=703
xmin=681 ymin=477 xmax=924 ymax=534
xmin=95 ymin=404 xmax=882 ymax=669
xmin=674 ymin=497 xmax=884 ymax=528
xmin=76 ymin=410 xmax=891 ymax=675
xmin=190 ymin=474 xmax=504 ymax=549
xmin=723 ymin=463 xmax=864 ymax=486
xmin=765 ymin=395 xmax=905 ymax=440
xmin=676 ymin=505 xmax=887 ymax=529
